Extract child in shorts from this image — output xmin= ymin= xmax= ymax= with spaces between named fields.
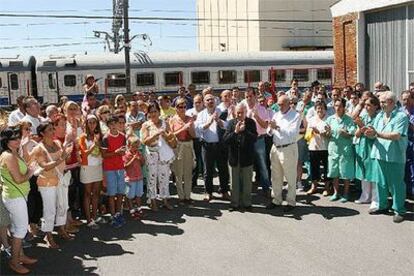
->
xmin=101 ymin=115 xmax=127 ymax=228
xmin=123 ymin=136 xmax=145 ymax=219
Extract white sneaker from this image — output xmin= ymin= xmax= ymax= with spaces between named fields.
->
xmin=87 ymin=221 xmax=100 ymax=230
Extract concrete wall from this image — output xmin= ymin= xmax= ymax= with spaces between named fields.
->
xmin=197 ymin=0 xmax=336 ymax=52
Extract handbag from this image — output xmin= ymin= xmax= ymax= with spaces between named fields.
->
xmin=165 ymin=132 xmax=178 ymax=149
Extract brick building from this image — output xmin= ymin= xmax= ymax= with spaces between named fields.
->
xmin=331 ymin=0 xmax=414 ymax=95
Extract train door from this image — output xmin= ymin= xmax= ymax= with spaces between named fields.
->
xmin=7 ymin=72 xmax=20 ymax=105
xmin=42 ymin=71 xmax=59 ymax=103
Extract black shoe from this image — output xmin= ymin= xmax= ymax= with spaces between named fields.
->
xmin=393 ymin=214 xmax=404 ymax=223
xmin=368 ymin=208 xmax=388 ymax=215
xmin=229 ymin=206 xmax=239 ymax=212
xmin=244 ymin=206 xmax=253 ymax=212
xmin=283 ymin=205 xmax=295 ymax=212
xmin=266 ymin=202 xmax=280 ymax=210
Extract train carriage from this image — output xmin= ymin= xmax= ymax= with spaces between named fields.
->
xmin=1 ymin=51 xmax=333 ymax=106
xmin=0 ymin=56 xmax=35 ymax=106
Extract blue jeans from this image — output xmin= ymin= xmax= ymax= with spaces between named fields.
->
xmin=254 ymin=137 xmax=271 ymax=191
xmin=405 ymin=141 xmax=414 ymax=196
xmin=105 ymin=170 xmax=126 ymax=196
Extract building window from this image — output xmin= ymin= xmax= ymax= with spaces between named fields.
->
xmin=48 ymin=73 xmax=56 ymax=89
xmin=164 ymin=72 xmax=182 ymax=86
xmin=268 ymin=70 xmax=286 ymax=82
xmin=244 ymin=70 xmax=261 ymax=83
xmin=293 ymin=69 xmax=309 ymax=82
xmin=107 ymin=73 xmax=126 ymax=87
xmin=0 ymin=77 xmax=2 ymax=88
xmin=191 ymin=71 xmax=210 ymax=84
xmin=136 ymin=73 xmax=155 ymax=86
xmin=64 ymin=75 xmax=77 ymax=87
xmin=10 ymin=74 xmax=18 ymax=90
xmin=218 ymin=70 xmax=237 ymax=84
xmin=317 ymin=69 xmax=332 ymax=80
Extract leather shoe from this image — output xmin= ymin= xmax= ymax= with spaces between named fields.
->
xmin=9 ymin=262 xmax=30 ymax=275
xmin=368 ymin=208 xmax=388 ymax=215
xmin=229 ymin=206 xmax=239 ymax=212
xmin=266 ymin=202 xmax=280 ymax=210
xmin=244 ymin=206 xmax=253 ymax=212
xmin=283 ymin=205 xmax=295 ymax=212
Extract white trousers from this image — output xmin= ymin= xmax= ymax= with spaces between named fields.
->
xmin=2 ymin=196 xmax=28 ymax=239
xmin=39 ymin=186 xmax=67 ymax=232
xmin=270 ymin=143 xmax=298 ymax=206
xmin=146 ymin=151 xmax=171 ymax=199
xmin=358 ymin=180 xmax=379 ymax=205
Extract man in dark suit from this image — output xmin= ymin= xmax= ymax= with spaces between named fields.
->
xmin=223 ymin=104 xmax=258 ymax=211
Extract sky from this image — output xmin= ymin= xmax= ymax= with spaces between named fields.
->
xmin=0 ymin=0 xmax=197 ymax=57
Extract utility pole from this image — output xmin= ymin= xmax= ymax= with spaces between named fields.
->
xmin=123 ymin=0 xmax=131 ymax=94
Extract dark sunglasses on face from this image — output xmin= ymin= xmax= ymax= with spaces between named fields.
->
xmin=176 ymin=105 xmax=186 ymax=109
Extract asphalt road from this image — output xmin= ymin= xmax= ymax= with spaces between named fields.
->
xmin=1 ymin=183 xmax=413 ymax=275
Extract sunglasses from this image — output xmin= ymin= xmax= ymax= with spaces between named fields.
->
xmin=101 ymin=110 xmax=110 ymax=114
xmin=176 ymin=105 xmax=186 ymax=109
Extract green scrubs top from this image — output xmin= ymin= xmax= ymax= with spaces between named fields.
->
xmin=326 ymin=113 xmax=356 ymax=180
xmin=355 ymin=112 xmax=377 ymax=181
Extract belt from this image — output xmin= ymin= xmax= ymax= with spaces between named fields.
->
xmin=275 ymin=142 xmax=295 ymax=149
xmin=203 ymin=141 xmax=220 ymax=145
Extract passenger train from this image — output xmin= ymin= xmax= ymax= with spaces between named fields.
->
xmin=0 ymin=51 xmax=333 ymax=106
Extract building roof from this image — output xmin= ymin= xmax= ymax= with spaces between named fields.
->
xmin=331 ymin=0 xmax=413 ymax=17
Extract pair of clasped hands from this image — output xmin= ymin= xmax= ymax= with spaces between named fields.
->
xmin=354 ymin=116 xmax=377 ymax=137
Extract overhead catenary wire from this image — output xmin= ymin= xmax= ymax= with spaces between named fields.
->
xmin=0 ymin=13 xmax=332 ymax=23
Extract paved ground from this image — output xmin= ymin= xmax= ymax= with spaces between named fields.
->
xmin=1 ymin=182 xmax=413 ymax=275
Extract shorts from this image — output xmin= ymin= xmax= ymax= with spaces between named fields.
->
xmin=2 ymin=197 xmax=28 ymax=239
xmin=297 ymin=138 xmax=309 ymax=163
xmin=80 ymin=165 xmax=103 ymax=183
xmin=126 ymin=180 xmax=144 ymax=199
xmin=104 ymin=170 xmax=126 ymax=196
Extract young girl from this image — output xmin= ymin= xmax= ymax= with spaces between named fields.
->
xmin=123 ymin=136 xmax=145 ymax=219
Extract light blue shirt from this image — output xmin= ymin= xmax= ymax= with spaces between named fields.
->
xmin=195 ymin=107 xmax=226 ymax=143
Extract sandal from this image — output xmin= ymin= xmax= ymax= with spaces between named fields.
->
xmin=19 ymin=255 xmax=38 ymax=265
xmin=44 ymin=236 xmax=60 ymax=249
xmin=9 ymin=261 xmax=30 ymax=274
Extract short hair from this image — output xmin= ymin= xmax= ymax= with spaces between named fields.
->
xmin=232 ymin=86 xmax=239 ymax=90
xmin=23 ymin=96 xmax=37 ymax=111
xmin=366 ymin=95 xmax=380 ymax=108
xmin=106 ymin=115 xmax=119 ymax=125
xmin=175 ymin=98 xmax=187 ymax=107
xmin=401 ymin=90 xmax=412 ymax=98
xmin=148 ymin=102 xmax=161 ymax=113
xmin=45 ymin=105 xmax=58 ymax=117
xmin=383 ymin=91 xmax=397 ymax=103
xmin=314 ymin=100 xmax=327 ymax=110
xmin=334 ymin=98 xmax=347 ymax=108
xmin=245 ymin=87 xmax=256 ymax=95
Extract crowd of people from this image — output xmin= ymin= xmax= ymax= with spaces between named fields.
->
xmin=1 ymin=73 xmax=413 ymax=274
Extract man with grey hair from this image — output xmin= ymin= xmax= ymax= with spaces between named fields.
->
xmin=21 ymin=96 xmax=44 ymax=136
xmin=267 ymin=95 xmax=301 ymax=211
xmin=223 ymin=103 xmax=258 ymax=211
xmin=365 ymin=91 xmax=408 ymax=223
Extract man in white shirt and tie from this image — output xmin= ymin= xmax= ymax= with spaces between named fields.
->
xmin=267 ymin=95 xmax=301 ymax=211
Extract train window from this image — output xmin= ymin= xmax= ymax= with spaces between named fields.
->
xmin=10 ymin=74 xmax=18 ymax=90
xmin=9 ymin=61 xmax=23 ymax=67
xmin=268 ymin=70 xmax=286 ymax=82
xmin=48 ymin=73 xmax=56 ymax=89
xmin=107 ymin=73 xmax=126 ymax=87
xmin=0 ymin=77 xmax=2 ymax=87
xmin=317 ymin=69 xmax=332 ymax=80
xmin=136 ymin=73 xmax=155 ymax=86
xmin=164 ymin=72 xmax=182 ymax=86
xmin=191 ymin=71 xmax=210 ymax=84
xmin=244 ymin=70 xmax=261 ymax=83
xmin=218 ymin=70 xmax=237 ymax=84
xmin=64 ymin=75 xmax=77 ymax=87
xmin=293 ymin=69 xmax=309 ymax=82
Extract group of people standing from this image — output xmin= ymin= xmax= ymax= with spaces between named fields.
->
xmin=1 ymin=73 xmax=413 ymax=274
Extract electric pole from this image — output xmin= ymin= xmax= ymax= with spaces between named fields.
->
xmin=123 ymin=0 xmax=131 ymax=94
